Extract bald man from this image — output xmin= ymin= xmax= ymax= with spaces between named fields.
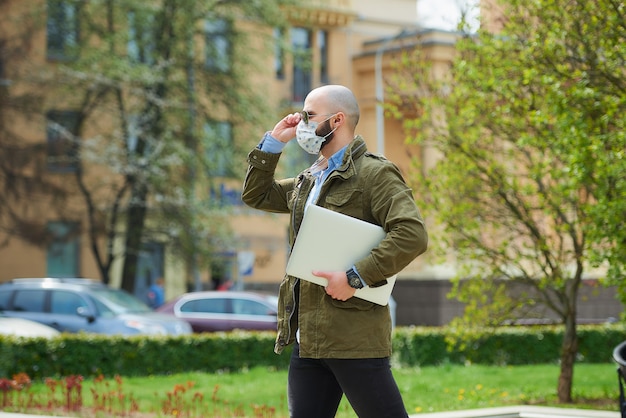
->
xmin=242 ymin=85 xmax=428 ymax=418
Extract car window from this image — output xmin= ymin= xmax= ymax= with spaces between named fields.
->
xmin=90 ymin=288 xmax=152 ymax=314
xmin=91 ymin=297 xmax=115 ymax=317
xmin=0 ymin=290 xmax=11 ymax=310
xmin=232 ymin=299 xmax=274 ymax=316
xmin=180 ymin=298 xmax=228 ymax=314
xmin=13 ymin=290 xmax=46 ymax=312
xmin=50 ymin=290 xmax=88 ymax=315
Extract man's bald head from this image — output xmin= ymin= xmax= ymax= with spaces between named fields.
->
xmin=307 ymin=85 xmax=360 ymax=130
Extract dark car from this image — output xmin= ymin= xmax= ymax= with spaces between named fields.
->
xmin=0 ymin=278 xmax=192 ymax=336
xmin=156 ymin=291 xmax=278 ymax=332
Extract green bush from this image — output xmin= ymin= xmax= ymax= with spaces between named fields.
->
xmin=0 ymin=324 xmax=624 ymax=379
xmin=392 ymin=323 xmax=626 ymax=367
xmin=0 ymin=331 xmax=290 ymax=379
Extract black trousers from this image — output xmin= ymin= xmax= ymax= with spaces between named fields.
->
xmin=287 ymin=343 xmax=409 ymax=418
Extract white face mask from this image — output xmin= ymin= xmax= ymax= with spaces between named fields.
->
xmin=295 ymin=117 xmax=336 ymax=155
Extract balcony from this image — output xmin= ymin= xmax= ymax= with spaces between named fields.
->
xmin=284 ymin=0 xmax=356 ymax=27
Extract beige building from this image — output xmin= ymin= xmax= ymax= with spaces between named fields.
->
xmin=0 ymin=0 xmax=460 ymax=299
xmin=236 ymin=3 xmax=462 ymax=290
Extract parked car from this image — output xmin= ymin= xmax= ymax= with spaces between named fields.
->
xmin=0 ymin=278 xmax=192 ymax=336
xmin=0 ymin=313 xmax=60 ymax=338
xmin=157 ymin=291 xmax=278 ymax=333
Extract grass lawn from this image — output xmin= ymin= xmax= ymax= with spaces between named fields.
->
xmin=3 ymin=363 xmax=620 ymax=417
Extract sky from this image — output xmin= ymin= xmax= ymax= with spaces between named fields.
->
xmin=416 ymin=0 xmax=480 ymax=32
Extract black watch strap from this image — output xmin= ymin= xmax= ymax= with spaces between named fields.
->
xmin=346 ymin=268 xmax=364 ymax=289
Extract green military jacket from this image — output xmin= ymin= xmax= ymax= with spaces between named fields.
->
xmin=242 ymin=136 xmax=428 ymax=359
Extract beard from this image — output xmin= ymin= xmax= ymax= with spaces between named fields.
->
xmin=316 ymin=119 xmax=335 ymax=151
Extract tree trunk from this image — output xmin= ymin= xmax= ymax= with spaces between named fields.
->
xmin=557 ymin=304 xmax=578 ymax=403
xmin=120 ymin=183 xmax=148 ymax=294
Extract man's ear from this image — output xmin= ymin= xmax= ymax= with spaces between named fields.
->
xmin=334 ymin=112 xmax=344 ymax=126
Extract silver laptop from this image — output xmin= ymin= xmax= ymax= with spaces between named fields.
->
xmin=286 ymin=204 xmax=397 ymax=306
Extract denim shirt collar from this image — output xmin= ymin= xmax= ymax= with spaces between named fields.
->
xmin=326 ymin=145 xmax=348 ymax=175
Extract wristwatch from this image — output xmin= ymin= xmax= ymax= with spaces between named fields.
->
xmin=346 ymin=268 xmax=364 ymax=289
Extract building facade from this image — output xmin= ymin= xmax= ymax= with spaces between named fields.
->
xmin=1 ymin=0 xmax=621 ymax=326
xmin=0 ymin=0 xmax=441 ymax=294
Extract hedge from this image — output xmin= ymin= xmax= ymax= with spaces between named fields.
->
xmin=0 ymin=331 xmax=289 ymax=379
xmin=1 ymin=324 xmax=624 ymax=379
xmin=393 ymin=323 xmax=626 ymax=366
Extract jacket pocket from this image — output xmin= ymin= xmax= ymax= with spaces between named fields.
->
xmin=328 ymin=294 xmax=376 ymax=311
xmin=324 ymin=189 xmax=363 ymax=218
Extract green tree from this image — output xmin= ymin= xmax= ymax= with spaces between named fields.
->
xmin=388 ymin=0 xmax=625 ymax=403
xmin=1 ymin=0 xmax=297 ymax=290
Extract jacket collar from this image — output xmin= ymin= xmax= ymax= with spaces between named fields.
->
xmin=335 ymin=136 xmax=367 ymax=177
xmin=344 ymin=136 xmax=368 ymax=163
xmin=299 ymin=136 xmax=368 ymax=183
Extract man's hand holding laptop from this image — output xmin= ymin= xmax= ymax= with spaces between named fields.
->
xmin=312 ymin=270 xmax=356 ymax=301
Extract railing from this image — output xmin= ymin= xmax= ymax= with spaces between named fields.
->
xmin=305 ymin=0 xmax=353 ymax=12
xmin=286 ymin=0 xmax=356 ymax=27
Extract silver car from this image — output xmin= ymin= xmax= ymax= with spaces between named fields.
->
xmin=0 ymin=278 xmax=192 ymax=336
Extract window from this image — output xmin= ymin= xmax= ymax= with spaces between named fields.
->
xmin=0 ymin=290 xmax=11 ymax=310
xmin=91 ymin=297 xmax=113 ymax=317
xmin=181 ymin=298 xmax=228 ymax=314
xmin=126 ymin=115 xmax=140 ymax=152
xmin=47 ymin=110 xmax=80 ymax=172
xmin=46 ymin=221 xmax=80 ymax=278
xmin=232 ymin=299 xmax=273 ymax=316
xmin=50 ymin=290 xmax=87 ymax=315
xmin=46 ymin=0 xmax=79 ymax=60
xmin=127 ymin=11 xmax=155 ymax=65
xmin=203 ymin=120 xmax=233 ymax=177
xmin=291 ymin=27 xmax=312 ymax=102
xmin=274 ymin=28 xmax=285 ymax=79
xmin=318 ymin=30 xmax=329 ymax=84
xmin=126 ymin=114 xmax=155 ymax=155
xmin=13 ymin=290 xmax=46 ymax=313
xmin=204 ymin=18 xmax=230 ymax=72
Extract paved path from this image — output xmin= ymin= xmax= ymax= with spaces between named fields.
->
xmin=0 ymin=405 xmax=621 ymax=417
xmin=411 ymin=406 xmax=620 ymax=417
